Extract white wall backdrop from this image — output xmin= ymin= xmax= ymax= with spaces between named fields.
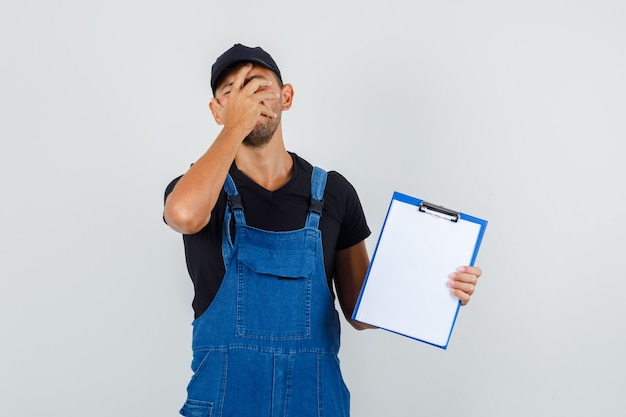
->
xmin=2 ymin=1 xmax=625 ymax=416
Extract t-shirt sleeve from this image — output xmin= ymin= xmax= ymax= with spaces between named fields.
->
xmin=331 ymin=172 xmax=371 ymax=251
xmin=163 ymin=175 xmax=183 ymax=223
xmin=164 ymin=175 xmax=183 ymax=203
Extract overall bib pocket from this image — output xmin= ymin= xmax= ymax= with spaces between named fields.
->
xmin=235 ymin=230 xmax=317 ymax=340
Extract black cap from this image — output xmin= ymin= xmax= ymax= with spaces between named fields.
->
xmin=210 ymin=43 xmax=282 ymax=94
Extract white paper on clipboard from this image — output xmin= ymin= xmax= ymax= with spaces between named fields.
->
xmin=352 ymin=192 xmax=487 ymax=349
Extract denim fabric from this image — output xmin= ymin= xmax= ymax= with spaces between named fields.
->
xmin=180 ymin=167 xmax=350 ymax=417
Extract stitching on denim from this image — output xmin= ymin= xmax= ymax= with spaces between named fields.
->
xmin=217 ymin=349 xmax=227 ymax=417
xmin=317 ymin=353 xmax=323 ymax=417
xmin=282 ymin=354 xmax=294 ymax=417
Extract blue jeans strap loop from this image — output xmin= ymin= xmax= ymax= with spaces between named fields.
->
xmin=306 ymin=166 xmax=327 ymax=229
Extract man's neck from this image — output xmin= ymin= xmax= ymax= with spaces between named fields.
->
xmin=234 ymin=133 xmax=294 ymax=192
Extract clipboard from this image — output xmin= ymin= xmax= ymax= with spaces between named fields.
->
xmin=352 ymin=192 xmax=488 ymax=349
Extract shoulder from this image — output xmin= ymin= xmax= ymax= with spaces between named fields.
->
xmin=326 ymin=170 xmax=357 ymax=194
xmin=291 ymin=152 xmax=313 ymax=177
xmin=324 ymin=170 xmax=364 ymax=221
xmin=293 ymin=154 xmax=365 ymax=222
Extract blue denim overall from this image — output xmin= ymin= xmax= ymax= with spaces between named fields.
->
xmin=180 ymin=167 xmax=350 ymax=417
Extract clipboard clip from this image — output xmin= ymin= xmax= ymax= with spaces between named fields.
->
xmin=418 ymin=201 xmax=459 ymax=223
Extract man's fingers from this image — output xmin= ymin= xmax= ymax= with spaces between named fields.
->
xmin=209 ymin=98 xmax=225 ymax=123
xmin=242 ymin=76 xmax=274 ymax=96
xmin=254 ymin=90 xmax=280 ymax=103
xmin=450 ymin=271 xmax=478 ymax=286
xmin=448 ymin=279 xmax=475 ymax=295
xmin=258 ymin=106 xmax=278 ymax=118
xmin=210 ymin=97 xmax=223 ymax=110
xmin=448 ymin=266 xmax=482 ymax=306
xmin=451 ymin=288 xmax=471 ymax=305
xmin=230 ymin=64 xmax=253 ymax=92
xmin=448 ymin=277 xmax=474 ymax=305
xmin=458 ymin=266 xmax=482 ymax=279
xmin=214 ymin=65 xmax=281 ymax=129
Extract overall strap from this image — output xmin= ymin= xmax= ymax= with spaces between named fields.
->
xmin=222 ymin=174 xmax=246 ymax=263
xmin=223 ymin=173 xmax=246 ymax=225
xmin=305 ymin=166 xmax=327 ymax=229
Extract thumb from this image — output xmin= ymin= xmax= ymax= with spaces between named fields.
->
xmin=209 ymin=98 xmax=224 ymax=125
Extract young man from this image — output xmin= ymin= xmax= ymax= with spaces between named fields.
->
xmin=164 ymin=43 xmax=482 ymax=417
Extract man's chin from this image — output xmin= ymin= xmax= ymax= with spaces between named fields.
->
xmin=242 ymin=132 xmax=272 ymax=148
xmin=244 ymin=119 xmax=279 ymax=147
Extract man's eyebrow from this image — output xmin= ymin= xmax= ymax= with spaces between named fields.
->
xmin=220 ymin=82 xmax=234 ymax=92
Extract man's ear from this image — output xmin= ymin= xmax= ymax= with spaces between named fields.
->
xmin=209 ymin=98 xmax=224 ymax=125
xmin=281 ymin=83 xmax=294 ymax=111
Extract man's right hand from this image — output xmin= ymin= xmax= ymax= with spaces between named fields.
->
xmin=210 ymin=64 xmax=280 ymax=137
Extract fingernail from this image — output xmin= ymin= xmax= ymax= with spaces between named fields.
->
xmin=457 ymin=266 xmax=465 ymax=272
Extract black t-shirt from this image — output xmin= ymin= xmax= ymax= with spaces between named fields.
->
xmin=164 ymin=153 xmax=371 ymax=319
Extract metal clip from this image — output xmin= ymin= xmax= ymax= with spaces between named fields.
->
xmin=418 ymin=201 xmax=459 ymax=222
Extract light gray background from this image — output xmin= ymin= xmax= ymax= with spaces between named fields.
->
xmin=1 ymin=1 xmax=625 ymax=416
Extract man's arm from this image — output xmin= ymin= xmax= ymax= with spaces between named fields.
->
xmin=164 ymin=127 xmax=246 ymax=234
xmin=164 ymin=65 xmax=278 ymax=234
xmin=334 ymin=241 xmax=376 ymax=330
